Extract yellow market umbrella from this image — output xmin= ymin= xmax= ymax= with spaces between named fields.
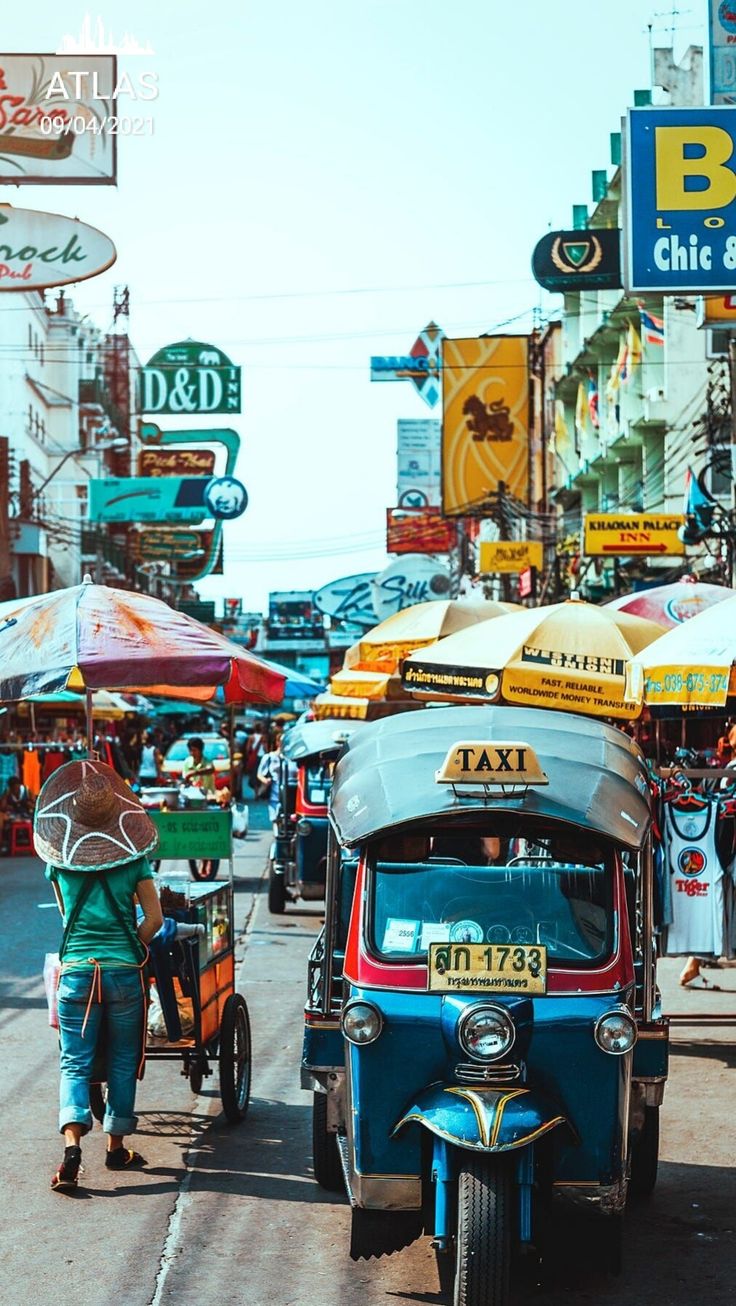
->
xmin=329 ymin=668 xmax=393 ymax=701
xmin=401 ymin=598 xmax=666 ymax=720
xmin=626 ymin=593 xmax=736 ymax=710
xmin=344 ymin=598 xmax=521 ymax=674
xmin=313 ymin=692 xmax=371 ymax=721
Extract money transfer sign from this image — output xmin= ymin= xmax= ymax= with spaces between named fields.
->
xmin=625 ymin=106 xmax=736 ymax=292
xmin=584 ymin=513 xmax=685 ymax=557
xmin=89 ymin=475 xmax=248 ymax=524
xmin=479 ymin=540 xmax=543 ymax=574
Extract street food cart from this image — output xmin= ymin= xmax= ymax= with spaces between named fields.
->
xmin=302 ymin=705 xmax=668 ymax=1304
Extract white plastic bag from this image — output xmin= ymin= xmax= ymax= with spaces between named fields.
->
xmin=43 ymin=952 xmax=60 ymax=1029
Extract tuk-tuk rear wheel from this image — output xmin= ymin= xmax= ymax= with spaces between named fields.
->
xmin=312 ymin=1092 xmax=344 ymax=1191
xmin=454 ymin=1155 xmax=510 ymax=1306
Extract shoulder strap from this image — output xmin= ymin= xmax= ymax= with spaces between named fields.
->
xmin=59 ymin=874 xmax=98 ymax=961
xmin=96 ymin=872 xmax=146 ymax=963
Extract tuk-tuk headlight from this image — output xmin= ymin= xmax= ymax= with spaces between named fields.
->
xmin=458 ymin=1005 xmax=515 ymax=1061
xmin=594 ymin=1009 xmax=637 ymax=1055
xmin=342 ymin=1000 xmax=383 ymax=1046
xmin=296 ymin=818 xmax=312 ymax=836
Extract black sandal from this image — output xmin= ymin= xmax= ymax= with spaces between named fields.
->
xmin=51 ymin=1145 xmax=82 ymax=1192
xmin=105 ymin=1147 xmax=146 ymax=1170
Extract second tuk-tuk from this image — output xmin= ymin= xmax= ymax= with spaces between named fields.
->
xmin=267 ymin=719 xmax=364 ymax=914
xmin=302 ymin=705 xmax=668 ymax=1304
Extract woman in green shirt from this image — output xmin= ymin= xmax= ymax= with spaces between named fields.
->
xmin=36 ymin=760 xmax=163 ymax=1193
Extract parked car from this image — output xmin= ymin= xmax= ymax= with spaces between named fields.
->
xmin=161 ymin=734 xmax=232 ymax=790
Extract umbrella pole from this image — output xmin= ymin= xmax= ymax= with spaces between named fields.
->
xmin=86 ymin=689 xmax=94 ymax=757
xmin=30 ymin=702 xmax=36 ymax=737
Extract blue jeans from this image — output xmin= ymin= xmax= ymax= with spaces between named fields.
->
xmin=58 ymin=968 xmax=144 ymax=1137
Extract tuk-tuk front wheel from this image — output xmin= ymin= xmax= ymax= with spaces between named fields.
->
xmin=268 ymin=860 xmax=287 ymax=914
xmin=219 ymin=993 xmax=252 ymax=1124
xmin=629 ymin=1105 xmax=660 ymax=1200
xmin=312 ymin=1092 xmax=344 ymax=1191
xmin=454 ymin=1155 xmax=510 ymax=1306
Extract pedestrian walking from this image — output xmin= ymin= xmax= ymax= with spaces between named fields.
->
xmin=244 ymin=722 xmax=267 ymax=796
xmin=138 ymin=729 xmax=163 ymax=787
xmin=35 ymin=759 xmax=163 ymax=1193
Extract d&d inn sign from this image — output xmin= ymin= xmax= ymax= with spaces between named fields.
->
xmin=140 ymin=340 xmax=242 ymax=415
xmin=0 ymin=205 xmax=116 ymax=290
xmin=625 ymin=106 xmax=736 ymax=292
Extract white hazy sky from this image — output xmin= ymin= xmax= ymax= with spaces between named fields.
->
xmin=1 ymin=1 xmax=708 ymax=610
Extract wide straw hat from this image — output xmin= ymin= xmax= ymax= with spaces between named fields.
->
xmin=34 ymin=759 xmax=158 ymax=872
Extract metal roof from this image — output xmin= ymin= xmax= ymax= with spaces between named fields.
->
xmin=330 ymin=704 xmax=651 ymax=850
xmin=281 ymin=717 xmax=366 ymax=762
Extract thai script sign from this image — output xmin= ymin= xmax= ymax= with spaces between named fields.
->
xmin=0 ymin=55 xmax=118 ymax=184
xmin=140 ymin=340 xmax=242 ymax=414
xmin=479 ymin=540 xmax=543 ymax=574
xmin=371 ymin=322 xmax=444 ymax=409
xmin=624 ymin=106 xmax=736 ymax=292
xmin=442 ymin=336 xmax=530 ymax=516
xmin=0 ymin=205 xmax=116 ymax=290
xmin=584 ymin=512 xmax=685 ymax=556
xmin=386 ymin=507 xmax=456 ymax=555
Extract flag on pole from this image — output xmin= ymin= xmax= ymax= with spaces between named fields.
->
xmin=622 ymin=320 xmax=642 ymax=384
xmin=638 ymin=305 xmax=665 ymax=346
xmin=587 ymin=373 xmax=600 ymax=428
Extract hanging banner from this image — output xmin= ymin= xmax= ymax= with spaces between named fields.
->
xmin=0 ymin=206 xmax=116 ymax=291
xmin=442 ymin=335 xmax=529 ymax=516
xmin=709 ymin=0 xmax=736 ymax=104
xmin=624 ymin=106 xmax=736 ymax=293
xmin=0 ymin=55 xmax=118 ymax=184
xmin=386 ymin=507 xmax=457 ymax=555
xmin=479 ymin=540 xmax=543 ymax=574
xmin=531 ymin=228 xmax=622 ymax=292
xmin=371 ymin=322 xmax=444 ymax=409
xmin=140 ymin=340 xmax=242 ymax=415
xmin=89 ymin=475 xmax=248 ymax=524
xmin=138 ymin=448 xmax=216 ymax=477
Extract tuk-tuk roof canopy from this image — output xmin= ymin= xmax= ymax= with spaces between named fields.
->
xmin=281 ymin=717 xmax=366 ymax=762
xmin=330 ymin=705 xmax=651 ymax=851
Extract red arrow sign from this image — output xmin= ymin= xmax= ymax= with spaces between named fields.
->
xmin=600 ymin=542 xmax=671 ymax=554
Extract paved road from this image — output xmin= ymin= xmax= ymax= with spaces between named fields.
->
xmin=3 ymin=808 xmax=736 ymax=1305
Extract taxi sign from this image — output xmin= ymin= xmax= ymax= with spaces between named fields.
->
xmin=479 ymin=540 xmax=543 ymax=574
xmin=584 ymin=512 xmax=685 ymax=557
xmin=435 ymin=741 xmax=548 ymax=786
xmin=428 ymin=942 xmax=547 ymax=994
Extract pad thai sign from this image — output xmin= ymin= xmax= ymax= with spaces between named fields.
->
xmin=0 ymin=55 xmax=117 ymax=184
xmin=0 ymin=206 xmax=116 ymax=290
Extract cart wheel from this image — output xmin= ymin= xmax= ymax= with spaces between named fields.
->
xmin=219 ymin=993 xmax=251 ymax=1123
xmin=189 ymin=1059 xmax=204 ymax=1094
xmin=268 ymin=859 xmax=286 ymax=914
xmin=629 ymin=1105 xmax=660 ymax=1200
xmin=189 ymin=858 xmax=220 ymax=881
xmin=454 ymin=1154 xmax=511 ymax=1306
xmin=312 ymin=1092 xmax=344 ymax=1191
xmin=90 ymin=1082 xmax=106 ymax=1124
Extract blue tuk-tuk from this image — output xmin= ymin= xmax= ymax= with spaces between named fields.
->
xmin=267 ymin=719 xmax=365 ymax=914
xmin=302 ymin=705 xmax=667 ymax=1304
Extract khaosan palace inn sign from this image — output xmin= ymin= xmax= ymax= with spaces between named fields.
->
xmin=0 ymin=205 xmax=116 ymax=290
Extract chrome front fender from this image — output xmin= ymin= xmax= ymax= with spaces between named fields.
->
xmin=392 ymin=1083 xmax=570 ymax=1154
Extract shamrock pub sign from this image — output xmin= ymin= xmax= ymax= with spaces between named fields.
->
xmin=140 ymin=339 xmax=242 ymax=415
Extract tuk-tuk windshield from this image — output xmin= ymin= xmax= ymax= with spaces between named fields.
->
xmin=305 ymin=761 xmax=333 ymax=806
xmin=368 ymin=833 xmax=613 ymax=968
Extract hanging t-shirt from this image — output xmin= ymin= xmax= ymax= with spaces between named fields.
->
xmin=22 ymin=749 xmax=42 ymax=797
xmin=663 ymin=800 xmax=726 ymax=957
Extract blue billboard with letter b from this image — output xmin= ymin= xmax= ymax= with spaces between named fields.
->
xmin=625 ymin=106 xmax=736 ymax=292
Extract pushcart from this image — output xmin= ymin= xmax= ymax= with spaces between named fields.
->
xmin=91 ymin=806 xmax=252 ymax=1125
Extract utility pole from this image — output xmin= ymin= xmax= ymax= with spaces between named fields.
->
xmin=729 ymin=339 xmax=736 ymax=588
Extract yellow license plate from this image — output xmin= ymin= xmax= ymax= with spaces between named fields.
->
xmin=427 ymin=943 xmax=547 ymax=994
